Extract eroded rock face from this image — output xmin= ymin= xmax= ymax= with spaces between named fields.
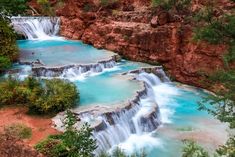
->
xmin=29 ymin=0 xmax=234 ymax=89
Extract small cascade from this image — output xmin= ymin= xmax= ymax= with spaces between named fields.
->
xmin=92 ymin=71 xmax=167 ymax=154
xmin=32 ymin=60 xmax=117 ymax=80
xmin=5 ymin=64 xmax=32 ymax=80
xmin=11 ymin=16 xmax=60 ymax=40
xmin=53 ymin=69 xmax=170 ymax=155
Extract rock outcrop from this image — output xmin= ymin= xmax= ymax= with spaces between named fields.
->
xmin=29 ymin=0 xmax=235 ymax=89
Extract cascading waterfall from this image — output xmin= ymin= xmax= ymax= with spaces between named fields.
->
xmin=89 ymin=71 xmax=170 ymax=154
xmin=52 ymin=70 xmax=169 ymax=154
xmin=32 ymin=60 xmax=117 ymax=80
xmin=11 ymin=16 xmax=60 ymax=40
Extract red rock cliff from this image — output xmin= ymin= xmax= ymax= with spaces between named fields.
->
xmin=30 ymin=0 xmax=234 ymax=88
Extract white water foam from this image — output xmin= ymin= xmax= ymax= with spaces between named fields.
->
xmin=11 ymin=16 xmax=62 ymax=40
xmin=60 ymin=65 xmax=121 ymax=82
xmin=112 ymin=133 xmax=163 ymax=155
xmin=106 ymin=72 xmax=179 ymax=155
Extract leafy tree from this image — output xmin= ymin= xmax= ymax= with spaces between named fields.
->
xmin=28 ymin=79 xmax=79 ymax=114
xmin=199 ymin=69 xmax=235 ymax=128
xmin=182 ymin=2 xmax=235 ymax=157
xmin=0 ymin=0 xmax=28 ymax=72
xmin=35 ymin=110 xmax=97 ymax=157
xmin=0 ymin=56 xmax=11 ymax=72
xmin=216 ymin=136 xmax=235 ymax=157
xmin=0 ymin=16 xmax=18 ymax=72
xmin=182 ymin=140 xmax=209 ymax=157
xmin=0 ymin=77 xmax=79 ymax=115
xmin=182 ymin=137 xmax=235 ymax=157
xmin=0 ymin=0 xmax=28 ymax=16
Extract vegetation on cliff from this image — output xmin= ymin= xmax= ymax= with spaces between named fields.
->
xmin=36 ymin=0 xmax=64 ymax=16
xmin=0 ymin=0 xmax=29 ymax=72
xmin=0 ymin=0 xmax=28 ymax=16
xmin=0 ymin=16 xmax=18 ymax=72
xmin=151 ymin=0 xmax=191 ymax=11
xmin=0 ymin=77 xmax=79 ymax=115
xmin=182 ymin=1 xmax=235 ymax=156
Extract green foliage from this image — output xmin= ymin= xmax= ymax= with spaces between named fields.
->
xmin=4 ymin=123 xmax=32 ymax=139
xmin=36 ymin=0 xmax=64 ymax=16
xmin=182 ymin=140 xmax=210 ymax=157
xmin=0 ymin=56 xmax=11 ymax=71
xmin=193 ymin=5 xmax=235 ymax=64
xmin=83 ymin=3 xmax=92 ymax=12
xmin=216 ymin=136 xmax=235 ymax=157
xmin=36 ymin=111 xmax=97 ymax=157
xmin=0 ymin=16 xmax=19 ymax=72
xmin=0 ymin=77 xmax=79 ymax=115
xmin=199 ymin=69 xmax=235 ymax=128
xmin=35 ymin=138 xmax=67 ymax=157
xmin=28 ymin=79 xmax=79 ymax=114
xmin=0 ymin=77 xmax=29 ymax=106
xmin=0 ymin=0 xmax=28 ymax=16
xmin=37 ymin=0 xmax=55 ymax=16
xmin=182 ymin=137 xmax=235 ymax=157
xmin=151 ymin=0 xmax=191 ymax=11
xmin=151 ymin=0 xmax=162 ymax=7
xmin=100 ymin=0 xmax=118 ymax=7
xmin=193 ymin=21 xmax=224 ymax=44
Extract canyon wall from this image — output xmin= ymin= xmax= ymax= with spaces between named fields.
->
xmin=30 ymin=0 xmax=234 ymax=88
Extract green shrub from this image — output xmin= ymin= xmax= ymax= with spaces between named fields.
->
xmin=0 ymin=77 xmax=28 ymax=106
xmin=0 ymin=56 xmax=11 ymax=72
xmin=0 ymin=77 xmax=79 ymax=115
xmin=151 ymin=0 xmax=191 ymax=11
xmin=37 ymin=0 xmax=55 ymax=16
xmin=35 ymin=138 xmax=67 ymax=157
xmin=0 ymin=16 xmax=19 ymax=71
xmin=28 ymin=79 xmax=79 ymax=114
xmin=4 ymin=123 xmax=32 ymax=139
xmin=216 ymin=136 xmax=235 ymax=156
xmin=0 ymin=0 xmax=28 ymax=16
xmin=182 ymin=140 xmax=210 ymax=157
xmin=36 ymin=111 xmax=96 ymax=157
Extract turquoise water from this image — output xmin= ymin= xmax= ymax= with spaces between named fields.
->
xmin=18 ymin=40 xmax=115 ymax=67
xmin=16 ymin=40 xmax=227 ymax=157
xmin=118 ymin=84 xmax=227 ymax=157
xmin=76 ymin=60 xmax=150 ymax=106
xmin=17 ymin=40 xmax=152 ymax=107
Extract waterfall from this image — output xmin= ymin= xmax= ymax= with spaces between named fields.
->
xmin=11 ymin=16 xmax=60 ymax=40
xmin=32 ymin=60 xmax=117 ymax=81
xmin=5 ymin=64 xmax=32 ymax=80
xmin=52 ymin=69 xmax=171 ymax=155
xmin=92 ymin=72 xmax=167 ymax=154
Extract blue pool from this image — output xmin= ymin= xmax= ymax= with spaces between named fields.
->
xmin=16 ymin=39 xmax=228 ymax=157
